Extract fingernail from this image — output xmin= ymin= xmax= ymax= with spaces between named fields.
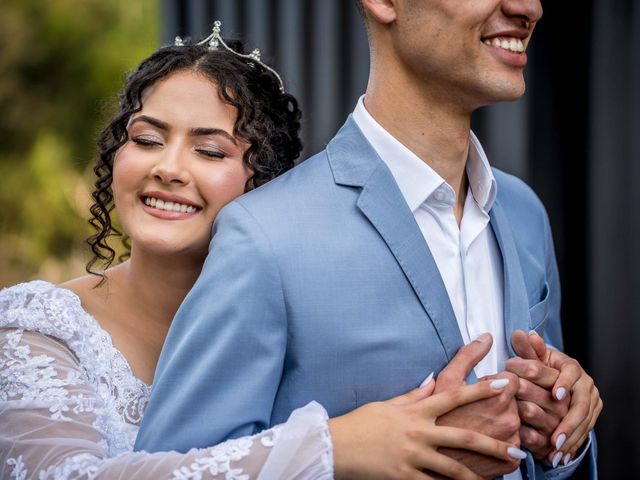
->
xmin=490 ymin=378 xmax=509 ymax=389
xmin=528 ymin=329 xmax=539 ymax=336
xmin=555 ymin=433 xmax=566 ymax=450
xmin=563 ymin=453 xmax=571 ymax=466
xmin=552 ymin=451 xmax=562 ymax=468
xmin=555 ymin=387 xmax=566 ymax=400
xmin=419 ymin=372 xmax=434 ymax=388
xmin=475 ymin=332 xmax=491 ymax=343
xmin=507 ymin=447 xmax=527 ymax=460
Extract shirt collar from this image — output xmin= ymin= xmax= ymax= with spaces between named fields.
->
xmin=352 ymin=95 xmax=497 ymax=213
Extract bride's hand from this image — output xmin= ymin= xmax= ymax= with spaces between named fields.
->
xmin=329 ymin=378 xmax=526 ymax=480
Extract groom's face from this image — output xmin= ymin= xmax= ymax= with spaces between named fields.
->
xmin=391 ymin=0 xmax=543 ymax=109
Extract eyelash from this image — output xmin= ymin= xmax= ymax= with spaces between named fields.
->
xmin=195 ymin=148 xmax=225 ymax=159
xmin=132 ymin=136 xmax=161 ymax=147
xmin=132 ymin=137 xmax=226 ymax=159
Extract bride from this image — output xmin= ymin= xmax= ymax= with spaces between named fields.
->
xmin=0 ymin=26 xmax=525 ymax=479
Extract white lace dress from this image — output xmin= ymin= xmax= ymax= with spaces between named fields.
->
xmin=0 ymin=281 xmax=333 ymax=480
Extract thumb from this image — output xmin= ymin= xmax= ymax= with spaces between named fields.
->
xmin=511 ymin=329 xmax=539 ymax=360
xmin=527 ymin=330 xmax=549 ymax=362
xmin=436 ymin=333 xmax=493 ymax=392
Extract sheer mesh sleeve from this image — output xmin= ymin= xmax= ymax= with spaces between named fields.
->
xmin=0 ymin=328 xmax=333 ymax=480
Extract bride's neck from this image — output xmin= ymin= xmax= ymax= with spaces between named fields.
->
xmin=108 ymin=247 xmax=205 ymax=329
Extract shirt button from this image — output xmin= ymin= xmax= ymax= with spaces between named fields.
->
xmin=434 ymin=191 xmax=445 ymax=202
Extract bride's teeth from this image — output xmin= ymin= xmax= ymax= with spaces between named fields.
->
xmin=144 ymin=196 xmax=197 ymax=213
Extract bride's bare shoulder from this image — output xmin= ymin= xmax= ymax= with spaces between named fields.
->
xmin=58 ymin=265 xmax=125 ymax=314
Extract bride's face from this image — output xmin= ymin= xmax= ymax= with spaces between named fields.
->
xmin=112 ymin=70 xmax=253 ymax=258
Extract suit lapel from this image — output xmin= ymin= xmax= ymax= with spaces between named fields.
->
xmin=327 ymin=117 xmax=464 ymax=362
xmin=489 ymin=200 xmax=531 ymax=356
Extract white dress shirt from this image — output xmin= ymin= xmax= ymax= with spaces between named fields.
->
xmin=353 ymin=96 xmax=509 ymax=378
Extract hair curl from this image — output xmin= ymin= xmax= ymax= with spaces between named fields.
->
xmin=86 ymin=38 xmax=302 ymax=284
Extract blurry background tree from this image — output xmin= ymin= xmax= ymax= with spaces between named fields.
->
xmin=0 ymin=0 xmax=159 ymax=287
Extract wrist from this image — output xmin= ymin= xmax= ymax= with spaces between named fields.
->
xmin=328 ymin=416 xmax=358 ymax=480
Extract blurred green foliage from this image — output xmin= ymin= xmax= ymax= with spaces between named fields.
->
xmin=0 ymin=0 xmax=159 ymax=287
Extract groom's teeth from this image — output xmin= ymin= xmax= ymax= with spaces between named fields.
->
xmin=484 ymin=37 xmax=525 ymax=53
xmin=143 ymin=196 xmax=198 ymax=213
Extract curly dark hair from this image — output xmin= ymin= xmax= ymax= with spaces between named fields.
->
xmin=86 ymin=37 xmax=303 ymax=283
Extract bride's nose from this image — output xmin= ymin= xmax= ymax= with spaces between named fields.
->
xmin=150 ymin=146 xmax=190 ymax=185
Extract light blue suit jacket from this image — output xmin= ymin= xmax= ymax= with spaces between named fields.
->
xmin=136 ymin=118 xmax=596 ymax=478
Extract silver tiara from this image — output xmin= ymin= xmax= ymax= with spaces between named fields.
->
xmin=174 ymin=20 xmax=285 ymax=93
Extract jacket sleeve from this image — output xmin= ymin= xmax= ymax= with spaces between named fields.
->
xmin=135 ymin=201 xmax=289 ymax=453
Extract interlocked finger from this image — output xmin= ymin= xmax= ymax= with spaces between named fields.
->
xmin=418 ymin=451 xmax=485 ymax=480
xmin=516 ymin=378 xmax=569 ymax=419
xmin=427 ymin=425 xmax=524 ymax=462
xmin=420 ymin=379 xmax=510 ymax=418
xmin=506 ymin=357 xmax=559 ymax=389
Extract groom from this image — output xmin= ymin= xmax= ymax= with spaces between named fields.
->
xmin=137 ymin=0 xmax=598 ymax=477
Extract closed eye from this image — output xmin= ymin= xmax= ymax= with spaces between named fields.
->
xmin=132 ymin=136 xmax=162 ymax=147
xmin=196 ymin=148 xmax=225 ymax=159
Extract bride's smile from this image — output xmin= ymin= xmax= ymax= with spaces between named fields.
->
xmin=113 ymin=70 xmax=252 ymax=257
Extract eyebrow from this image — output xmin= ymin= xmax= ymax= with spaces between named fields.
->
xmin=129 ymin=115 xmax=237 ymax=144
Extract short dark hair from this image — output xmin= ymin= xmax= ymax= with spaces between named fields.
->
xmin=87 ymin=38 xmax=303 ymax=281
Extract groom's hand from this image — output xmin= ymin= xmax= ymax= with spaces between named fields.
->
xmin=507 ymin=330 xmax=602 ymax=467
xmin=432 ymin=334 xmax=521 ymax=479
xmin=506 ymin=331 xmax=567 ymax=462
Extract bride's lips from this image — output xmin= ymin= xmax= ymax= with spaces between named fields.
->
xmin=139 ymin=191 xmax=202 ymax=220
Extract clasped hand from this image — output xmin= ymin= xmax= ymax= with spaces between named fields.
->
xmin=330 ymin=331 xmax=601 ymax=479
xmin=430 ymin=330 xmax=601 ymax=477
xmin=503 ymin=329 xmax=602 ymax=467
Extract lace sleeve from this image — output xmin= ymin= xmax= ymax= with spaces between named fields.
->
xmin=0 ymin=328 xmax=333 ymax=480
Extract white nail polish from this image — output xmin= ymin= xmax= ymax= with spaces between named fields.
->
xmin=555 ymin=433 xmax=566 ymax=450
xmin=490 ymin=378 xmax=509 ymax=389
xmin=563 ymin=453 xmax=571 ymax=466
xmin=528 ymin=329 xmax=539 ymax=336
xmin=508 ymin=447 xmax=527 ymax=459
xmin=419 ymin=372 xmax=434 ymax=388
xmin=475 ymin=332 xmax=491 ymax=343
xmin=552 ymin=451 xmax=562 ymax=468
xmin=555 ymin=387 xmax=566 ymax=400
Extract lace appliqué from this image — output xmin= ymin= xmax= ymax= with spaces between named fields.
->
xmin=172 ymin=437 xmax=254 ymax=480
xmin=171 ymin=425 xmax=285 ymax=480
xmin=6 ymin=455 xmax=27 ymax=480
xmin=1 ymin=330 xmax=86 ymax=421
xmin=43 ymin=453 xmax=102 ymax=480
xmin=0 ymin=281 xmax=151 ymax=456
